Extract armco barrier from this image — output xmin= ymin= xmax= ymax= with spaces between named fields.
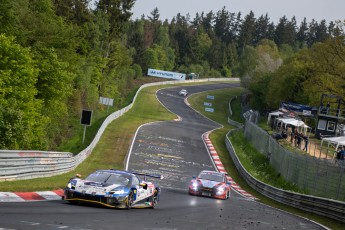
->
xmin=0 ymin=150 xmax=75 ymax=181
xmin=226 ymin=129 xmax=345 ymax=223
xmin=0 ymin=78 xmax=239 ymax=181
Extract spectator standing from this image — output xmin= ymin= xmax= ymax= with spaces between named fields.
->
xmin=297 ymin=133 xmax=302 ymax=149
xmin=326 ymin=102 xmax=330 ymax=114
xmin=290 ymin=131 xmax=294 ymax=145
xmin=340 ymin=146 xmax=345 ymax=162
xmin=335 ymin=146 xmax=345 ymax=165
xmin=303 ymin=135 xmax=309 ymax=152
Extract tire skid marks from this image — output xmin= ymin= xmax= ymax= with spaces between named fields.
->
xmin=203 ymin=132 xmax=257 ymax=200
xmin=129 ymin=128 xmax=213 ymax=189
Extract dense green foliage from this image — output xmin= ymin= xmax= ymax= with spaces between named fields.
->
xmin=0 ymin=0 xmax=344 ymax=149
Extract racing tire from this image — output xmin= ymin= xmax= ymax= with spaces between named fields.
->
xmin=226 ymin=191 xmax=230 ymax=200
xmin=126 ymin=192 xmax=134 ymax=210
xmin=67 ymin=200 xmax=78 ymax=205
xmin=151 ymin=196 xmax=158 ymax=209
xmin=151 ymin=188 xmax=159 ymax=209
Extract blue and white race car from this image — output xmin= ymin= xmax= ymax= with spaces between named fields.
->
xmin=63 ymin=169 xmax=162 ymax=209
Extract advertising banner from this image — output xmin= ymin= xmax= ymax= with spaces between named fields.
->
xmin=280 ymin=102 xmax=313 ymax=113
xmin=147 ymin=68 xmax=186 ymax=80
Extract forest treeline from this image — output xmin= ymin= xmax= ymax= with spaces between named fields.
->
xmin=0 ymin=0 xmax=344 ymax=150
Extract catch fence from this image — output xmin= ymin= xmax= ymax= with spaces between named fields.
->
xmin=244 ymin=120 xmax=345 ymax=201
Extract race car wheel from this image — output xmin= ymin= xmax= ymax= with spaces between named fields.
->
xmin=126 ymin=192 xmax=133 ymax=210
xmin=151 ymin=196 xmax=158 ymax=209
xmin=67 ymin=200 xmax=79 ymax=205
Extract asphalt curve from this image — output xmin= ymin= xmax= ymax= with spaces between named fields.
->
xmin=0 ymin=83 xmax=326 ymax=230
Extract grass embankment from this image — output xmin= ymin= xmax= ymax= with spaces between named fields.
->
xmin=188 ymin=89 xmax=344 ymax=230
xmin=0 ymin=85 xmax=176 ymax=192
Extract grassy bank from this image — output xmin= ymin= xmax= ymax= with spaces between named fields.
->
xmin=0 ymin=85 xmax=176 ymax=192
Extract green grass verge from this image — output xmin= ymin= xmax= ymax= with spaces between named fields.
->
xmin=0 ymin=85 xmax=176 ymax=192
xmin=229 ymin=130 xmax=306 ymax=193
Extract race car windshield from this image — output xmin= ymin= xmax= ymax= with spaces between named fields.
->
xmin=86 ymin=172 xmax=130 ymax=186
xmin=199 ymin=173 xmax=223 ymax=182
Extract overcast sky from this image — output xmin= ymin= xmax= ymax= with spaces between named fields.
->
xmin=131 ymin=0 xmax=345 ymax=24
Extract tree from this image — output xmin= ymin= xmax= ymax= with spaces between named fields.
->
xmin=237 ymin=11 xmax=256 ymax=54
xmin=301 ymin=37 xmax=345 ymax=104
xmin=0 ymin=0 xmax=24 ymax=36
xmin=214 ymin=7 xmax=235 ymax=44
xmin=236 ymin=45 xmax=258 ymax=78
xmin=266 ymin=35 xmax=345 ymax=108
xmin=96 ymin=0 xmax=135 ymax=38
xmin=296 ymin=17 xmax=308 ymax=48
xmin=0 ymin=34 xmax=47 ymax=149
xmin=274 ymin=16 xmax=296 ymax=46
xmin=315 ymin=19 xmax=329 ymax=42
xmin=34 ymin=47 xmax=75 ymax=147
xmin=52 ymin=0 xmax=92 ymax=25
xmin=253 ymin=14 xmax=272 ymax=45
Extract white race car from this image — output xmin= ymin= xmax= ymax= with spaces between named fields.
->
xmin=63 ymin=170 xmax=162 ymax=209
xmin=179 ymin=89 xmax=188 ymax=96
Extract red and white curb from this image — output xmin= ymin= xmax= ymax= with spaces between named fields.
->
xmin=0 ymin=189 xmax=63 ymax=202
xmin=203 ymin=132 xmax=257 ymax=200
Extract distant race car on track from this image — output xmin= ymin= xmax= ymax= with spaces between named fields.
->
xmin=188 ymin=170 xmax=231 ymax=200
xmin=63 ymin=169 xmax=162 ymax=209
xmin=179 ymin=89 xmax=188 ymax=96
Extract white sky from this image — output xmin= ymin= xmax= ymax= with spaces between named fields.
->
xmin=131 ymin=0 xmax=345 ymax=24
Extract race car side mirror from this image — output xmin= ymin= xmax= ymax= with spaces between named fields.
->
xmin=140 ymin=183 xmax=148 ymax=189
xmin=226 ymin=180 xmax=231 ymax=185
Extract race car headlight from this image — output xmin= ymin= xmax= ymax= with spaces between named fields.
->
xmin=191 ymin=182 xmax=200 ymax=191
xmin=216 ymin=187 xmax=225 ymax=194
xmin=67 ymin=183 xmax=72 ymax=189
xmin=111 ymin=189 xmax=126 ymax=195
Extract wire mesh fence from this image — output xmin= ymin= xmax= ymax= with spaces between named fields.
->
xmin=244 ymin=120 xmax=345 ymax=201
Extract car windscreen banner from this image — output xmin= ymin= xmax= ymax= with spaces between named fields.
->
xmin=147 ymin=68 xmax=186 ymax=80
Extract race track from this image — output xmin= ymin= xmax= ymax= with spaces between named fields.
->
xmin=0 ymin=82 xmax=326 ymax=230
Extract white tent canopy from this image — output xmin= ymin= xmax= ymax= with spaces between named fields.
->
xmin=267 ymin=111 xmax=284 ymax=124
xmin=321 ymin=136 xmax=345 ymax=159
xmin=321 ymin=136 xmax=345 ymax=149
xmin=274 ymin=117 xmax=311 ymax=136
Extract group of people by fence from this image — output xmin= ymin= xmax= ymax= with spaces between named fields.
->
xmin=272 ymin=127 xmax=309 ymax=152
xmin=289 ymin=130 xmax=309 ymax=151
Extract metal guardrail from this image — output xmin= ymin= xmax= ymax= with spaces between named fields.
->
xmin=0 ymin=78 xmax=240 ymax=181
xmin=0 ymin=150 xmax=76 ymax=181
xmin=226 ymin=128 xmax=345 ymax=223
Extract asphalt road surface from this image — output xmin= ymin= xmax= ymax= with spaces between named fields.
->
xmin=0 ymin=82 xmax=326 ymax=230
